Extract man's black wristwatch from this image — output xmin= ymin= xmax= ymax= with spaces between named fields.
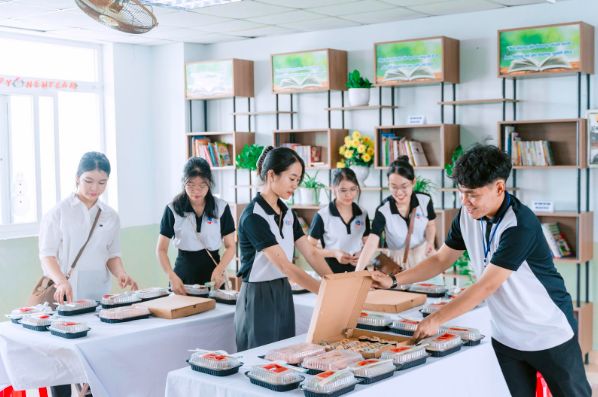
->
xmin=388 ymin=273 xmax=398 ymax=289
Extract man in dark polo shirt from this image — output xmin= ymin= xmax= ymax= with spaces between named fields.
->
xmin=371 ymin=145 xmax=590 ymax=397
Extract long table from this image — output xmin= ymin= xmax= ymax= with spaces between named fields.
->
xmin=0 ymin=294 xmax=318 ymax=397
xmin=165 ymin=305 xmax=510 ymax=397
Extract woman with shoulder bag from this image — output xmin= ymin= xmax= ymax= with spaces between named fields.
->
xmin=37 ymin=152 xmax=138 ymax=397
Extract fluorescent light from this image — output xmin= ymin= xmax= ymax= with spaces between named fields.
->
xmin=144 ymin=0 xmax=243 ymax=10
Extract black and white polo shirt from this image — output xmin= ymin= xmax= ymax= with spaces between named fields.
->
xmin=160 ymin=196 xmax=235 ymax=251
xmin=371 ymin=193 xmax=436 ymax=250
xmin=237 ymin=194 xmax=304 ymax=283
xmin=445 ymin=193 xmax=576 ymax=351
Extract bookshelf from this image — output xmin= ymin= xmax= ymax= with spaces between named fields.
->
xmin=273 ymin=129 xmax=348 ymax=169
xmin=535 ymin=211 xmax=594 ymax=264
xmin=186 ymin=131 xmax=254 ymax=169
xmin=374 ymin=124 xmax=460 ymax=170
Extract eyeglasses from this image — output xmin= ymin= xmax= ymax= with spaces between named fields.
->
xmin=389 ymin=184 xmax=413 ymax=193
xmin=337 ymin=187 xmax=359 ymax=195
xmin=185 ymin=182 xmax=209 ymax=191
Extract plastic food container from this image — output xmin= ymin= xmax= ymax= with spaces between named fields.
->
xmin=441 ymin=326 xmax=484 ymax=346
xmin=408 ymin=283 xmax=448 ymax=298
xmin=420 ymin=301 xmax=449 ymax=317
xmin=447 ymin=287 xmax=467 ymax=298
xmin=99 ymin=306 xmax=151 ymax=323
xmin=349 ymin=359 xmax=395 ymax=384
xmin=389 ymin=318 xmax=420 ymax=336
xmin=301 ymin=370 xmax=359 ymax=397
xmin=20 ymin=313 xmax=53 ymax=331
xmin=302 ymin=350 xmax=363 ymax=373
xmin=355 ymin=312 xmax=390 ymax=331
xmin=100 ymin=292 xmax=141 ymax=309
xmin=209 ymin=289 xmax=239 ymax=305
xmin=245 ymin=363 xmax=305 ymax=392
xmin=422 ymin=333 xmax=463 ymax=357
xmin=183 ymin=284 xmax=209 ymax=297
xmin=135 ymin=287 xmax=169 ymax=301
xmin=265 ymin=343 xmax=327 ymax=365
xmin=380 ymin=345 xmax=429 ymax=370
xmin=48 ymin=321 xmax=90 ymax=339
xmin=57 ymin=299 xmax=98 ymax=316
xmin=6 ymin=304 xmax=52 ymax=324
xmin=187 ymin=351 xmax=242 ymax=376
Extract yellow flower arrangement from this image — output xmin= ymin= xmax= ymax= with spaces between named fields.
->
xmin=337 ymin=130 xmax=374 ymax=167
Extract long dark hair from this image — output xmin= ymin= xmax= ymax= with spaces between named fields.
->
xmin=332 ymin=167 xmax=361 ymax=201
xmin=387 ymin=155 xmax=415 ymax=181
xmin=256 ymin=146 xmax=305 ymax=184
xmin=172 ymin=157 xmax=217 ymax=218
xmin=77 ymin=152 xmax=111 ymax=177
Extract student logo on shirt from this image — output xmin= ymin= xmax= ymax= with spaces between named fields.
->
xmin=207 ymin=217 xmax=218 ymax=225
xmin=284 ymin=219 xmax=293 ymax=226
xmin=354 ymin=219 xmax=362 ymax=228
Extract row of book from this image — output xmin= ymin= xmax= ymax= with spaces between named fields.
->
xmin=504 ymin=127 xmax=555 ymax=166
xmin=541 ymin=222 xmax=573 ymax=258
xmin=281 ymin=143 xmax=324 ymax=167
xmin=191 ymin=137 xmax=233 ymax=167
xmin=379 ymin=134 xmax=429 ymax=167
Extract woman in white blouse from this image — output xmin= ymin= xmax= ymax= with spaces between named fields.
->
xmin=38 ymin=151 xmax=138 ymax=305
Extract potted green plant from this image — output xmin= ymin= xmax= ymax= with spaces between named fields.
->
xmin=452 ymin=251 xmax=475 ymax=285
xmin=414 ymin=177 xmax=435 ymax=194
xmin=346 ymin=69 xmax=372 ymax=106
xmin=297 ymin=172 xmax=327 ymax=205
xmin=236 ymin=144 xmax=264 ymax=185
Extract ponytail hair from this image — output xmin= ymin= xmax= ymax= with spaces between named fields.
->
xmin=172 ymin=157 xmax=217 ymax=218
xmin=257 ymin=146 xmax=305 ymax=183
xmin=387 ymin=155 xmax=415 ymax=181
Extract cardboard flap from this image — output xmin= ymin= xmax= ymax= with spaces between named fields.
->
xmin=136 ymin=295 xmax=215 ymax=319
xmin=306 ymin=271 xmax=372 ymax=343
xmin=363 ymin=290 xmax=426 ymax=313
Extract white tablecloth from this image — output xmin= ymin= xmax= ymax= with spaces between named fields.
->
xmin=165 ymin=306 xmax=510 ymax=397
xmin=0 ymin=294 xmax=318 ymax=397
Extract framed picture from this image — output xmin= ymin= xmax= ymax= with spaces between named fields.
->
xmin=588 ymin=109 xmax=598 ymax=167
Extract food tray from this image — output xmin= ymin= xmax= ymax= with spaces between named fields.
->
xmin=57 ymin=299 xmax=98 ymax=316
xmin=389 ymin=318 xmax=420 ymax=336
xmin=302 ymin=350 xmax=362 ymax=372
xmin=408 ymin=283 xmax=448 ymax=298
xmin=420 ymin=301 xmax=449 ymax=317
xmin=135 ymin=287 xmax=169 ymax=301
xmin=20 ymin=313 xmax=52 ymax=331
xmin=6 ymin=304 xmax=52 ymax=323
xmin=265 ymin=343 xmax=327 ymax=365
xmin=100 ymin=292 xmax=141 ymax=309
xmin=209 ymin=289 xmax=239 ymax=305
xmin=349 ymin=359 xmax=395 ymax=384
xmin=48 ymin=321 xmax=90 ymax=339
xmin=189 ymin=362 xmax=241 ymax=376
xmin=355 ymin=312 xmax=390 ymax=332
xmin=380 ymin=345 xmax=429 ymax=370
xmin=441 ymin=326 xmax=484 ymax=346
xmin=188 ymin=351 xmax=241 ymax=372
xmin=301 ymin=370 xmax=359 ymax=397
xmin=423 ymin=333 xmax=463 ymax=357
xmin=99 ymin=306 xmax=151 ymax=323
xmin=245 ymin=363 xmax=304 ymax=392
xmin=183 ymin=284 xmax=210 ymax=297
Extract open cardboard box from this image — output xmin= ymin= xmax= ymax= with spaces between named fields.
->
xmin=306 ymin=271 xmax=410 ymax=355
xmin=363 ymin=289 xmax=426 ymax=313
xmin=136 ymin=294 xmax=215 ymax=319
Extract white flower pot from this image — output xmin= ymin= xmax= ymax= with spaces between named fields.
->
xmin=350 ymin=165 xmax=370 ymax=186
xmin=297 ymin=188 xmax=317 ymax=205
xmin=348 ymin=88 xmax=370 ymax=107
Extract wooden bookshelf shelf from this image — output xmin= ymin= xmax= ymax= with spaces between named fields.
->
xmin=574 ymin=302 xmax=593 ymax=357
xmin=273 ymin=128 xmax=348 ymax=169
xmin=374 ymin=124 xmax=460 ymax=169
xmin=436 ymin=208 xmax=459 ymax=248
xmin=497 ymin=119 xmax=588 ymax=168
xmin=232 ymin=111 xmax=296 ymax=116
xmin=438 ymin=98 xmax=518 ymax=106
xmin=291 ymin=205 xmax=323 ymax=226
xmin=186 ymin=131 xmax=254 ymax=168
xmin=325 ymin=105 xmax=398 ymax=111
xmin=534 ymin=211 xmax=593 ymax=263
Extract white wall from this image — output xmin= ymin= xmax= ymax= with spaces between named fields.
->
xmin=169 ymin=0 xmax=598 ymax=228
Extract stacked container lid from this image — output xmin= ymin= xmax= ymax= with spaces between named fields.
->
xmin=48 ymin=321 xmax=90 ymax=339
xmin=20 ymin=313 xmax=53 ymax=331
xmin=101 ymin=292 xmax=141 ymax=309
xmin=380 ymin=345 xmax=429 ymax=370
xmin=420 ymin=301 xmax=450 ymax=317
xmin=408 ymin=283 xmax=448 ymax=297
xmin=245 ymin=363 xmax=305 ymax=392
xmin=265 ymin=342 xmax=327 ymax=365
xmin=349 ymin=359 xmax=395 ymax=384
xmin=441 ymin=326 xmax=484 ymax=346
xmin=135 ymin=287 xmax=169 ymax=301
xmin=422 ymin=332 xmax=463 ymax=357
xmin=301 ymin=369 xmax=359 ymax=397
xmin=187 ymin=350 xmax=242 ymax=376
xmin=57 ymin=299 xmax=98 ymax=316
xmin=355 ymin=312 xmax=391 ymax=331
xmin=99 ymin=306 xmax=151 ymax=323
xmin=6 ymin=303 xmax=52 ymax=324
xmin=389 ymin=318 xmax=420 ymax=336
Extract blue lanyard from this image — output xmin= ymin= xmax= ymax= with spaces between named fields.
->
xmin=479 ymin=193 xmax=510 ymax=266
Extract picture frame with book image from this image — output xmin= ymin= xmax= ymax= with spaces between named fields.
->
xmin=588 ymin=109 xmax=598 ymax=167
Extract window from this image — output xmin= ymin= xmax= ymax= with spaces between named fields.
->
xmin=0 ymin=35 xmax=105 ymax=238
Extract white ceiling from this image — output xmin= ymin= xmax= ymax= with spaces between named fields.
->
xmin=0 ymin=0 xmax=557 ymax=46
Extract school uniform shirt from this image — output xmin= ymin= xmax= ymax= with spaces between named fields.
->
xmin=308 ymin=201 xmax=370 ymax=273
xmin=237 ymin=194 xmax=304 ymax=282
xmin=160 ymin=196 xmax=235 ymax=284
xmin=38 ymin=194 xmax=121 ymax=301
xmin=445 ymin=193 xmax=576 ymax=351
xmin=371 ymin=193 xmax=436 ymax=250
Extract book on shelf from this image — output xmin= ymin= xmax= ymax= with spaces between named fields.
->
xmin=541 ymin=222 xmax=573 ymax=258
xmin=503 ymin=128 xmax=555 ymax=166
xmin=383 ymin=66 xmax=435 ymax=82
xmin=191 ymin=137 xmax=233 ymax=167
xmin=379 ymin=134 xmax=429 ymax=167
xmin=508 ymin=55 xmax=571 ymax=74
xmin=281 ymin=143 xmax=324 ymax=167
xmin=278 ymin=75 xmax=322 ymax=89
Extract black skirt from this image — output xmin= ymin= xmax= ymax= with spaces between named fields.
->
xmin=173 ymin=249 xmax=220 ymax=285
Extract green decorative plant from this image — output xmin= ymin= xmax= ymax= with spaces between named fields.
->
xmin=444 ymin=145 xmax=463 ymax=177
xmin=235 ymin=144 xmax=264 ymax=171
xmin=452 ymin=251 xmax=475 ymax=285
xmin=414 ymin=177 xmax=435 ymax=194
xmin=346 ymin=69 xmax=372 ymax=89
xmin=300 ymin=172 xmax=329 ymax=202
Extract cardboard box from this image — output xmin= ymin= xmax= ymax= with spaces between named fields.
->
xmin=363 ymin=289 xmax=426 ymax=313
xmin=306 ymin=272 xmax=410 ymax=351
xmin=136 ymin=295 xmax=215 ymax=319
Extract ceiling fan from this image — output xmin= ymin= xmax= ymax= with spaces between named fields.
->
xmin=74 ymin=0 xmax=158 ymax=34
